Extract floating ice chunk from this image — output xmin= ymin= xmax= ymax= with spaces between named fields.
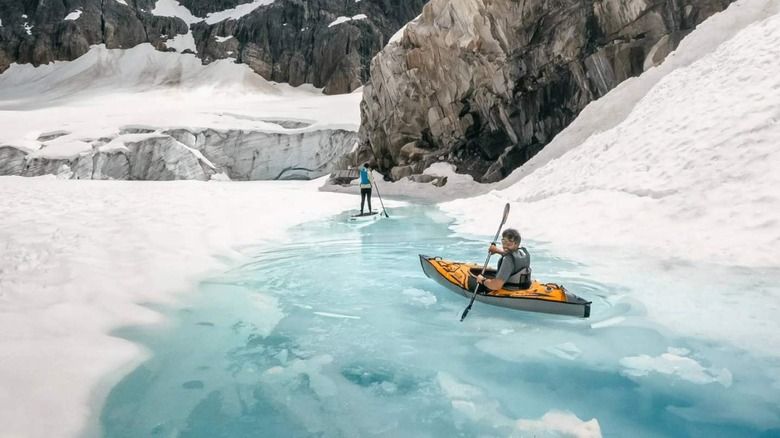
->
xmin=439 ymin=373 xmax=503 ymax=426
xmin=262 ymin=355 xmax=337 ymax=397
xmin=265 ymin=365 xmax=284 ymax=375
xmin=380 ymin=381 xmax=397 ymax=393
xmin=438 ymin=372 xmax=601 ymax=436
xmin=249 ymin=294 xmax=284 ymax=337
xmin=620 ymin=348 xmax=733 ymax=387
xmin=275 ymin=348 xmax=288 ymax=365
xmin=437 ymin=373 xmax=487 ymax=402
xmin=515 ymin=410 xmax=603 ymax=438
xmin=401 ymin=287 xmax=437 ymax=306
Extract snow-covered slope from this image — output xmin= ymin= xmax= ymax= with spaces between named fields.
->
xmin=0 ymin=43 xmax=276 ymax=97
xmin=0 ymin=44 xmax=362 ymax=180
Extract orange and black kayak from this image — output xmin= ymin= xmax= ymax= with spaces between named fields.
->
xmin=419 ymin=255 xmax=591 ymax=318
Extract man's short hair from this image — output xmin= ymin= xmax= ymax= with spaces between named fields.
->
xmin=502 ymin=228 xmax=521 ymax=243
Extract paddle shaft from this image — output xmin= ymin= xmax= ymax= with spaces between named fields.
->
xmin=371 ymin=172 xmax=390 ymax=217
xmin=460 ymin=203 xmax=510 ymax=321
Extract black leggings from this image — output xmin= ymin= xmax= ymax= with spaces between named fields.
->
xmin=360 ymin=188 xmax=372 ymax=213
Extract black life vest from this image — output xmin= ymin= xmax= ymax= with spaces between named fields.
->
xmin=497 ymin=250 xmax=531 ymax=288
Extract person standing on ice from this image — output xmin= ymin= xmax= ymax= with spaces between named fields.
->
xmin=358 ymin=162 xmax=373 ymax=216
xmin=474 ymin=228 xmax=531 ymax=291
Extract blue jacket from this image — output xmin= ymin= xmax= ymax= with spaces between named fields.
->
xmin=359 ymin=168 xmax=371 ymax=188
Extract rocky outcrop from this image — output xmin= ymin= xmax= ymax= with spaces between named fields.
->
xmin=356 ymin=0 xmax=734 ymax=182
xmin=0 ymin=146 xmax=27 ymax=175
xmin=0 ymin=127 xmax=357 ymax=180
xmin=0 ymin=0 xmax=186 ymax=70
xmin=0 ymin=0 xmax=425 ymax=94
xmin=192 ymin=0 xmax=427 ymax=93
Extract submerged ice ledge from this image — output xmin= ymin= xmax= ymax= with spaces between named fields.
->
xmin=0 ymin=126 xmax=357 ymax=181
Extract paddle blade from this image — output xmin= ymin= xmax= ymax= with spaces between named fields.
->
xmin=500 ymin=202 xmax=510 ymax=226
xmin=460 ymin=284 xmax=481 ymax=321
xmin=460 ymin=305 xmax=471 ymax=321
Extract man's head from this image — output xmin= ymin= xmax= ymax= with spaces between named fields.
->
xmin=362 ymin=162 xmax=369 ymax=169
xmin=501 ymin=228 xmax=521 ymax=250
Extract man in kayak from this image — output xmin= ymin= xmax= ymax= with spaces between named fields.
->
xmin=475 ymin=228 xmax=532 ymax=291
xmin=359 ymin=162 xmax=373 ymax=216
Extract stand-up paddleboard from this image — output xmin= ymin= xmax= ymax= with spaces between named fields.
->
xmin=348 ymin=211 xmax=383 ymax=222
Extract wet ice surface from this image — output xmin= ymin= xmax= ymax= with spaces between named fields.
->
xmin=101 ymin=206 xmax=780 ymax=437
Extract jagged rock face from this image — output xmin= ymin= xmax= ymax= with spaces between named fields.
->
xmin=0 ymin=146 xmax=26 ymax=175
xmin=192 ymin=0 xmax=427 ymax=93
xmin=0 ymin=127 xmax=357 ymax=180
xmin=357 ymin=0 xmax=734 ymax=182
xmin=0 ymin=0 xmax=425 ymax=94
xmin=0 ymin=0 xmax=185 ymax=69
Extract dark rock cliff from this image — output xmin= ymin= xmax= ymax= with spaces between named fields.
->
xmin=0 ymin=0 xmax=425 ymax=94
xmin=355 ymin=0 xmax=733 ymax=182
